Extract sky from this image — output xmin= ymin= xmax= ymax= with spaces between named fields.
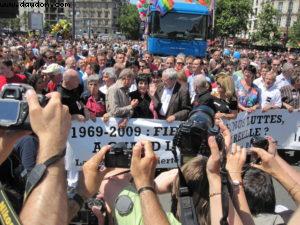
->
xmin=130 ymin=0 xmax=138 ymax=4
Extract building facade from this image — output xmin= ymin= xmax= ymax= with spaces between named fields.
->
xmin=18 ymin=0 xmax=46 ymax=31
xmin=65 ymin=0 xmax=127 ymax=36
xmin=248 ymin=0 xmax=300 ymax=37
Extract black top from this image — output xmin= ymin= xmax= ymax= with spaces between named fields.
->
xmin=80 ymin=90 xmax=106 ymax=105
xmin=213 ymin=98 xmax=238 ymax=114
xmin=129 ymin=90 xmax=153 ymax=119
xmin=57 ymin=85 xmax=84 ymax=115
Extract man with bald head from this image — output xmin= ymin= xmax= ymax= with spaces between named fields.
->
xmin=57 ymin=69 xmax=84 ymax=117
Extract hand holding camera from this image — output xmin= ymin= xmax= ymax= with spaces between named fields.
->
xmin=130 ymin=141 xmax=158 ymax=190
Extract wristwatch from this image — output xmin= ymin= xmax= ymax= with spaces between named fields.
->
xmin=68 ymin=188 xmax=85 ymax=208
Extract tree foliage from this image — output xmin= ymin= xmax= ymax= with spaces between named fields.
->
xmin=50 ymin=19 xmax=71 ymax=39
xmin=288 ymin=19 xmax=300 ymax=48
xmin=215 ymin=0 xmax=252 ymax=38
xmin=0 ymin=18 xmax=20 ymax=31
xmin=252 ymin=3 xmax=280 ymax=46
xmin=118 ymin=4 xmax=140 ymax=40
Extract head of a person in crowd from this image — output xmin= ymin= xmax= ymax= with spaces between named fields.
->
xmin=77 ymin=59 xmax=86 ymax=72
xmin=222 ymin=60 xmax=234 ymax=75
xmin=153 ymin=57 xmax=163 ymax=70
xmin=192 ymin=58 xmax=202 ymax=75
xmin=186 ymin=56 xmax=194 ymax=71
xmin=17 ymin=46 xmax=25 ymax=57
xmin=114 ymin=63 xmax=125 ymax=78
xmin=260 ymin=59 xmax=268 ymax=69
xmin=287 ymin=54 xmax=296 ymax=65
xmin=97 ymin=52 xmax=107 ymax=69
xmin=139 ymin=60 xmax=148 ymax=73
xmin=62 ymin=69 xmax=80 ymax=91
xmin=215 ymin=72 xmax=235 ymax=99
xmin=291 ymin=67 xmax=300 ymax=90
xmin=258 ymin=66 xmax=270 ymax=79
xmin=165 ymin=56 xmax=175 ymax=69
xmin=44 ymin=50 xmax=56 ymax=64
xmin=136 ymin=74 xmax=150 ymax=96
xmin=243 ymin=64 xmax=256 ymax=84
xmin=151 ymin=70 xmax=162 ymax=85
xmin=2 ymin=46 xmax=11 ymax=59
xmin=282 ymin=62 xmax=294 ymax=79
xmin=263 ymin=71 xmax=276 ymax=89
xmin=85 ymin=62 xmax=100 ymax=76
xmin=243 ymin=168 xmax=276 ymax=216
xmin=141 ymin=67 xmax=151 ymax=75
xmin=271 ymin=58 xmax=281 ymax=74
xmin=87 ymin=74 xmax=100 ymax=97
xmin=28 ymin=72 xmax=48 ymax=94
xmin=115 ymin=52 xmax=126 ymax=64
xmin=175 ymin=54 xmax=185 ymax=71
xmin=65 ymin=56 xmax=77 ymax=70
xmin=102 ymin=67 xmax=116 ymax=88
xmin=42 ymin=63 xmax=63 ymax=84
xmin=239 ymin=57 xmax=250 ymax=72
xmin=171 ymin=156 xmax=210 ymax=225
xmin=177 ymin=70 xmax=187 ymax=85
xmin=212 ymin=50 xmax=221 ymax=61
xmin=0 ymin=60 xmax=14 ymax=78
xmin=143 ymin=51 xmax=153 ymax=65
xmin=25 ymin=46 xmax=33 ymax=58
xmin=118 ymin=68 xmax=134 ymax=89
xmin=162 ymin=68 xmax=178 ymax=89
xmin=193 ymin=74 xmax=208 ymax=95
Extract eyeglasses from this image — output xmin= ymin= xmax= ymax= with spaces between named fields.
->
xmin=47 ymin=56 xmax=55 ymax=59
xmin=272 ymin=64 xmax=280 ymax=67
xmin=176 ymin=62 xmax=184 ymax=65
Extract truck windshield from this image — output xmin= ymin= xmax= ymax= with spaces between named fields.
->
xmin=151 ymin=11 xmax=208 ymax=40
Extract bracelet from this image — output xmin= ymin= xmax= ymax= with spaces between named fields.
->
xmin=137 ymin=186 xmax=156 ymax=195
xmin=209 ymin=192 xmax=221 ymax=198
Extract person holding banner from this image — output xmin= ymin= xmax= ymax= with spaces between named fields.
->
xmin=281 ymin=67 xmax=300 ymax=112
xmin=152 ymin=68 xmax=191 ymax=122
xmin=235 ymin=65 xmax=260 ymax=113
xmin=260 ymin=71 xmax=282 ymax=112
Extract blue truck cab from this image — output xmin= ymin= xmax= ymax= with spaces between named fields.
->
xmin=147 ymin=2 xmax=210 ymax=57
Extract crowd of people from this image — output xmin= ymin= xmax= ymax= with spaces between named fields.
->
xmin=0 ymin=33 xmax=300 ymax=225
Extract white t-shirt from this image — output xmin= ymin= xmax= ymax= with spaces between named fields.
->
xmin=260 ymin=84 xmax=282 ymax=108
xmin=275 ymin=73 xmax=291 ymax=90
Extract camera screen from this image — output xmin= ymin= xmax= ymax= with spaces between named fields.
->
xmin=0 ymin=100 xmax=20 ymax=125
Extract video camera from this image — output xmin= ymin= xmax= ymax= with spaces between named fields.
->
xmin=104 ymin=142 xmax=132 ymax=168
xmin=0 ymin=83 xmax=47 ymax=130
xmin=173 ymin=105 xmax=223 ymax=164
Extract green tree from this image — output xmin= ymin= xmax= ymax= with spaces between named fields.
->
xmin=252 ymin=3 xmax=280 ymax=46
xmin=117 ymin=4 xmax=140 ymax=40
xmin=215 ymin=0 xmax=252 ymax=38
xmin=288 ymin=19 xmax=300 ymax=48
xmin=0 ymin=18 xmax=20 ymax=31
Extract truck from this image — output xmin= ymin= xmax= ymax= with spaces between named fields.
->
xmin=146 ymin=1 xmax=210 ymax=58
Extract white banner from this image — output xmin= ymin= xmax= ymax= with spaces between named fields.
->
xmin=224 ymin=109 xmax=300 ymax=150
xmin=66 ymin=110 xmax=300 ymax=171
xmin=66 ymin=118 xmax=181 ymax=171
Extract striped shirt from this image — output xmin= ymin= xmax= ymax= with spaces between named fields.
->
xmin=280 ymin=85 xmax=300 ymax=109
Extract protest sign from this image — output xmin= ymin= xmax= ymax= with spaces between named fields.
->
xmin=66 ymin=118 xmax=181 ymax=170
xmin=66 ymin=110 xmax=300 ymax=171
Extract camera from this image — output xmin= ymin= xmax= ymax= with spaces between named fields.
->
xmin=246 ymin=136 xmax=269 ymax=164
xmin=104 ymin=142 xmax=132 ymax=168
xmin=0 ymin=83 xmax=47 ymax=130
xmin=173 ymin=105 xmax=223 ymax=164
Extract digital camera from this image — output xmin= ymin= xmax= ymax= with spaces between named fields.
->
xmin=0 ymin=83 xmax=47 ymax=130
xmin=173 ymin=105 xmax=223 ymax=164
xmin=246 ymin=136 xmax=269 ymax=164
xmin=104 ymin=142 xmax=132 ymax=168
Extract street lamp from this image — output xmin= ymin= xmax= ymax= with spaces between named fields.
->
xmin=72 ymin=0 xmax=75 ymax=39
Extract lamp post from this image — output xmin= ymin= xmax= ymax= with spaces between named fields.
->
xmin=285 ymin=0 xmax=293 ymax=46
xmin=72 ymin=0 xmax=75 ymax=39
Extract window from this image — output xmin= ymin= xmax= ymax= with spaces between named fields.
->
xmin=105 ymin=11 xmax=109 ymax=17
xmin=277 ymin=16 xmax=282 ymax=26
xmin=98 ymin=11 xmax=102 ymax=17
xmin=278 ymin=2 xmax=283 ymax=12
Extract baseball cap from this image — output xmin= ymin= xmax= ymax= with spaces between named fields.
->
xmin=42 ymin=63 xmax=63 ymax=75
